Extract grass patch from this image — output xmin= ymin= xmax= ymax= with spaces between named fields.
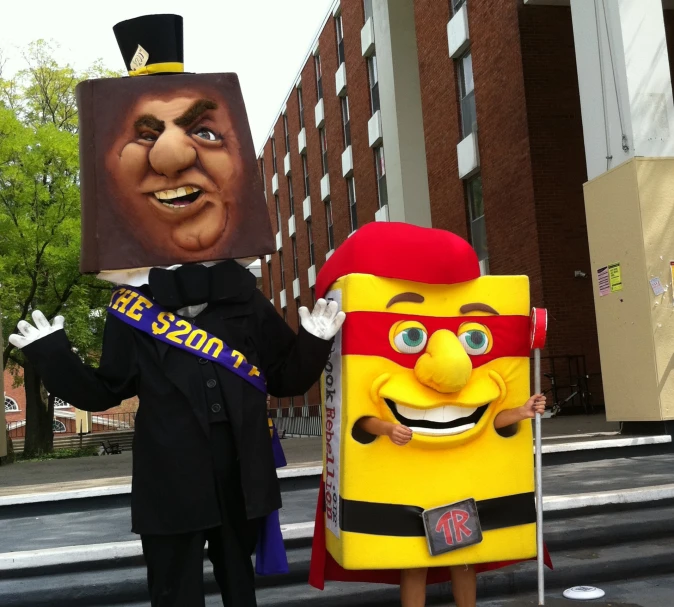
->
xmin=18 ymin=446 xmax=100 ymax=462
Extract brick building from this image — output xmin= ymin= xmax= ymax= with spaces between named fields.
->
xmin=258 ymin=0 xmax=674 ymax=418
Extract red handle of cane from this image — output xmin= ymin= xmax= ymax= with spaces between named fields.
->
xmin=530 ymin=308 xmax=548 ymax=605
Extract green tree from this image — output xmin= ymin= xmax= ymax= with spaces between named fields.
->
xmin=0 ymin=41 xmax=121 ymax=458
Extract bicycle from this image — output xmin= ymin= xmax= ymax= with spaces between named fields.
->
xmin=542 ymin=372 xmax=592 ymax=417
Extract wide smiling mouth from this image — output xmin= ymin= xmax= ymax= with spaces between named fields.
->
xmin=384 ymin=398 xmax=489 ymax=437
xmin=151 ymin=186 xmax=204 ymax=209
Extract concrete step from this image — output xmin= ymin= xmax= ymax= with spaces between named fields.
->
xmin=1 ymin=496 xmax=673 ymax=606
xmin=1 ymin=529 xmax=672 ymax=607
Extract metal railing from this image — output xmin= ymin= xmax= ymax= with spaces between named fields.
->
xmin=7 ymin=421 xmax=25 ymax=439
xmin=92 ymin=412 xmax=136 ymax=433
xmin=272 ymin=404 xmax=322 ymax=437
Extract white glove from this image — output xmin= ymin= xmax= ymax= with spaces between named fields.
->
xmin=299 ymin=299 xmax=346 ymax=341
xmin=8 ymin=311 xmax=65 ymax=350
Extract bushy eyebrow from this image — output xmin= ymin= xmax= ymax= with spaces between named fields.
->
xmin=134 ymin=114 xmax=165 ymax=132
xmin=460 ymin=303 xmax=500 ymax=315
xmin=386 ymin=293 xmax=425 ymax=309
xmin=174 ymin=99 xmax=218 ymax=127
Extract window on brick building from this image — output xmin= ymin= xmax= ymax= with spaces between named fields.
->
xmin=302 ymin=155 xmax=310 ymax=197
xmin=53 ymin=397 xmax=69 ymax=409
xmin=374 ymin=146 xmax=388 ymax=208
xmin=367 ymin=54 xmax=380 ymax=114
xmin=314 ymin=54 xmax=323 ymax=100
xmin=292 ymin=237 xmax=299 ymax=279
xmin=298 ymin=86 xmax=305 ymax=129
xmin=458 ymin=52 xmax=476 ymax=138
xmin=347 ymin=177 xmax=357 ymax=231
xmin=279 ymin=250 xmax=286 ymax=289
xmin=466 ymin=175 xmax=489 ymax=274
xmin=267 ymin=260 xmax=274 ymax=297
xmin=451 ymin=0 xmax=467 ymax=12
xmin=341 ymin=96 xmax=351 ymax=148
xmin=283 ymin=113 xmax=291 ymax=154
xmin=271 ymin=138 xmax=278 ymax=174
xmin=320 ymin=128 xmax=329 ymax=175
xmin=326 ymin=201 xmax=335 ymax=250
xmin=288 ymin=177 xmax=295 ymax=216
xmin=4 ymin=396 xmax=19 ymax=412
xmin=274 ymin=195 xmax=282 ymax=232
xmin=364 ymin=0 xmax=373 ymax=20
xmin=335 ymin=13 xmax=345 ymax=65
xmin=307 ymin=220 xmax=315 ymax=265
xmin=259 ymin=158 xmax=267 ymax=202
xmin=53 ymin=419 xmax=67 ymax=433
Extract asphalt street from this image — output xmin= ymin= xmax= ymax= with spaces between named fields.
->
xmin=106 ymin=573 xmax=674 ymax=606
xmin=2 ymin=453 xmax=674 ymax=554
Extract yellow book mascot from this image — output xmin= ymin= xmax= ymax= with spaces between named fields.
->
xmin=309 ymin=222 xmax=551 ymax=599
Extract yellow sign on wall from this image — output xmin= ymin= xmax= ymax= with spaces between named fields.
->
xmin=608 ymin=262 xmax=622 ymax=292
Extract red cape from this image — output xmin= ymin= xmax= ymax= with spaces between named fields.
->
xmin=309 ymin=479 xmax=553 ymax=589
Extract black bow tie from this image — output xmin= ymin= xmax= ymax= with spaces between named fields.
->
xmin=148 ymin=260 xmax=256 ymax=309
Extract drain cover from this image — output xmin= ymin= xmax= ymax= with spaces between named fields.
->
xmin=563 ymin=586 xmax=606 ymax=600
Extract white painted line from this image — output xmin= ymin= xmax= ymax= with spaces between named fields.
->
xmin=543 ymin=483 xmax=674 ymax=512
xmin=0 ymin=522 xmax=316 ymax=571
xmin=0 ymin=466 xmax=323 ymax=506
xmin=0 ymin=540 xmax=143 ymax=570
xmin=0 ymin=484 xmax=132 ymax=507
xmin=538 ymin=435 xmax=671 ymax=454
xmin=277 ymin=465 xmax=322 ymax=479
xmin=3 ymin=484 xmax=674 ymax=570
xmin=541 ymin=431 xmax=620 ymax=441
xmin=280 ymin=521 xmax=315 ymax=539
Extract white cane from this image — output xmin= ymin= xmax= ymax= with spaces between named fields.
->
xmin=530 ymin=308 xmax=548 ymax=606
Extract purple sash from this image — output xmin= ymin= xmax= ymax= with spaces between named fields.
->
xmin=255 ymin=415 xmax=289 ymax=576
xmin=108 ymin=286 xmax=267 ymax=393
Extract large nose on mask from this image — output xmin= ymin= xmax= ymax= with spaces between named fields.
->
xmin=414 ymin=330 xmax=472 ymax=394
xmin=148 ymin=128 xmax=197 ymax=178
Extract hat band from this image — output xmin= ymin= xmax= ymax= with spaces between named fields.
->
xmin=128 ymin=61 xmax=184 ymax=76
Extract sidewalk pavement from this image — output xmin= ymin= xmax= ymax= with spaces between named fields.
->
xmin=0 ymin=414 xmax=617 ymax=498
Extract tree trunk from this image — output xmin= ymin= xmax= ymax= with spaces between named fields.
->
xmin=0 ymin=430 xmax=14 ymax=465
xmin=23 ymin=358 xmax=54 ymax=458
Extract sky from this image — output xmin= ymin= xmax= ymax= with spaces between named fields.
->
xmin=0 ymin=0 xmax=334 ymax=152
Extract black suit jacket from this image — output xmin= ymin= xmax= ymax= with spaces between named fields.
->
xmin=24 ymin=288 xmax=332 ymax=535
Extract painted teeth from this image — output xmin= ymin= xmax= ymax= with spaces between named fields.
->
xmin=153 ymin=186 xmax=200 ymax=201
xmin=395 ymin=404 xmax=477 ymax=424
xmin=413 ymin=423 xmax=476 ymax=437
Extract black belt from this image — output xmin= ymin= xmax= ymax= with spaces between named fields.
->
xmin=337 ymin=492 xmax=536 ymax=537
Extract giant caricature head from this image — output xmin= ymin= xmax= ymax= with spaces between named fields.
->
xmin=76 ymin=14 xmax=274 ymax=273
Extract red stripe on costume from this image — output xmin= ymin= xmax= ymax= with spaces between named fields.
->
xmin=341 ymin=313 xmax=531 ymax=369
xmin=308 ymin=479 xmax=553 ymax=590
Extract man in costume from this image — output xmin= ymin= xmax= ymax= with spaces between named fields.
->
xmin=308 ymin=222 xmax=550 ymax=607
xmin=9 ymin=14 xmax=344 ymax=607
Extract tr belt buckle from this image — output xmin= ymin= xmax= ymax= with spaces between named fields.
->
xmin=422 ymin=497 xmax=483 ymax=556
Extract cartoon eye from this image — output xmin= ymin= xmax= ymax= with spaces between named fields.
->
xmin=458 ymin=328 xmax=491 ymax=355
xmin=392 ymin=325 xmax=428 ymax=354
xmin=138 ymin=131 xmax=159 ymax=143
xmin=193 ymin=127 xmax=219 ymax=142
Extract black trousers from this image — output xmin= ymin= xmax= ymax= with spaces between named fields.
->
xmin=141 ymin=423 xmax=259 ymax=607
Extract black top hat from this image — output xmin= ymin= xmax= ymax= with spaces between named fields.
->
xmin=113 ymin=14 xmax=184 ymax=76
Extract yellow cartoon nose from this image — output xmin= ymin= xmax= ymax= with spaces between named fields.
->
xmin=414 ymin=330 xmax=472 ymax=394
